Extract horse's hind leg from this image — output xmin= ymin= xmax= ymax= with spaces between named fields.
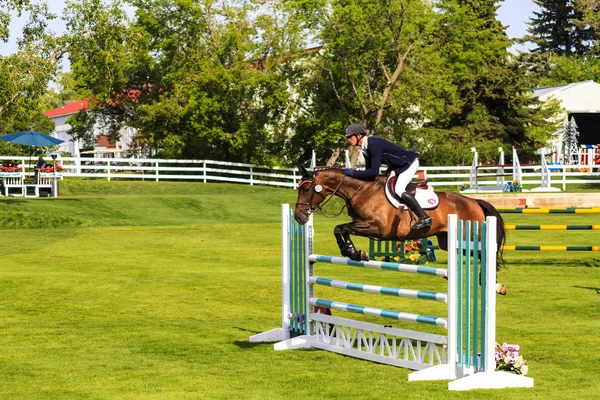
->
xmin=436 ymin=233 xmax=448 ymax=251
xmin=438 ymin=232 xmax=506 ymax=295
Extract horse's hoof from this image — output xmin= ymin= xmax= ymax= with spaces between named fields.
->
xmin=496 ymin=283 xmax=507 ymax=296
xmin=360 ymin=250 xmax=369 ymax=261
xmin=348 ymin=253 xmax=361 ymax=261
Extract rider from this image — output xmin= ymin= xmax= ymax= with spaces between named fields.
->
xmin=343 ymin=122 xmax=432 ymax=230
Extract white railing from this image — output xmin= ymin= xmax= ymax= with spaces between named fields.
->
xmin=0 ymin=155 xmax=598 ymax=190
xmin=0 ymin=156 xmax=300 ymax=188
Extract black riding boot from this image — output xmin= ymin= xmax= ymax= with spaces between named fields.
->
xmin=400 ymin=192 xmax=432 ymax=230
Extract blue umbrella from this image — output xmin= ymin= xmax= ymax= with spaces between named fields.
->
xmin=0 ymin=130 xmax=64 ymax=147
xmin=0 ymin=131 xmax=65 ymax=171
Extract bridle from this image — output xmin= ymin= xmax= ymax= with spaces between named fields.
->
xmin=295 ymin=171 xmax=368 ymax=219
xmin=295 ymin=173 xmax=346 ymax=219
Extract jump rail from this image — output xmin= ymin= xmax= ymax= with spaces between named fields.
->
xmin=498 ymin=207 xmax=600 ymax=214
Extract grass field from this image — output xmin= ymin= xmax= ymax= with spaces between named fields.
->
xmin=0 ymin=180 xmax=599 ymax=399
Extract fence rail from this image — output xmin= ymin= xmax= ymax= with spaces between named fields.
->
xmin=0 ymin=155 xmax=599 ymax=190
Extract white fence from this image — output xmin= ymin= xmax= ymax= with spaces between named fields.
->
xmin=0 ymin=155 xmax=599 ymax=191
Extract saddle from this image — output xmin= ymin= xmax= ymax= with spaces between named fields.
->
xmin=386 ymin=174 xmax=429 ymax=197
xmin=385 ymin=173 xmax=439 ymax=209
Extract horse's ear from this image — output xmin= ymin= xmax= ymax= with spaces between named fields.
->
xmin=297 ymin=164 xmax=311 ymax=179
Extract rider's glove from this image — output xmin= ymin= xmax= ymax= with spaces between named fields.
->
xmin=343 ymin=168 xmax=354 ymax=177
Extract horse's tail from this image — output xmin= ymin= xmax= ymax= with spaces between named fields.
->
xmin=476 ymin=199 xmax=506 ymax=268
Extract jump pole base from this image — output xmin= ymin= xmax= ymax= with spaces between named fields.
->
xmin=448 ymin=371 xmax=534 ymax=391
xmin=408 ymin=364 xmax=455 ymax=381
xmin=274 ymin=335 xmax=312 ymax=350
xmin=249 ymin=328 xmax=287 ymax=343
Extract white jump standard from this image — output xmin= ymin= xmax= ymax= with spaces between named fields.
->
xmin=250 ymin=204 xmax=534 ymax=391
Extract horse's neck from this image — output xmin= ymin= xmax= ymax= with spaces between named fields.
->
xmin=322 ymin=172 xmax=376 ymax=202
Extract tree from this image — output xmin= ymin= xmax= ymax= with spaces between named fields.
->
xmin=288 ymin=0 xmax=442 ymax=162
xmin=65 ymin=0 xmax=307 ymax=164
xmin=413 ymin=0 xmax=561 ymax=164
xmin=573 ymin=0 xmax=600 ymax=35
xmin=525 ymin=0 xmax=597 ymax=56
xmin=535 ymin=53 xmax=600 ymax=86
xmin=518 ymin=1 xmax=600 ymax=88
xmin=0 ymin=0 xmax=62 ymax=136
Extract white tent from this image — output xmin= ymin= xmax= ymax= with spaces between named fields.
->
xmin=534 ymin=80 xmax=600 ymax=113
xmin=534 ymin=80 xmax=600 ymax=156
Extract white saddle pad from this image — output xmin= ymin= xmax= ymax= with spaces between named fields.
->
xmin=385 ymin=175 xmax=439 ymax=209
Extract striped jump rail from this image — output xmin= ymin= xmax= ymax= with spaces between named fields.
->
xmin=309 ymin=298 xmax=448 ymax=328
xmin=498 ymin=207 xmax=600 ymax=214
xmin=501 ymin=245 xmax=600 ymax=251
xmin=505 ymin=225 xmax=600 ymax=230
xmin=308 ymin=254 xmax=448 ymax=277
xmin=308 ymin=276 xmax=448 ymax=302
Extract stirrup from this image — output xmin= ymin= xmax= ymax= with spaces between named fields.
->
xmin=411 ymin=217 xmax=432 ymax=230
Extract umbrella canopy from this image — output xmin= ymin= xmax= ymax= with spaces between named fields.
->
xmin=0 ymin=130 xmax=64 ymax=147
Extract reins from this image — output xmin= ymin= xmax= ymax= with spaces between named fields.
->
xmin=296 ymin=171 xmax=369 ymax=219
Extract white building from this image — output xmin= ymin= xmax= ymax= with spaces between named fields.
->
xmin=534 ymin=80 xmax=600 ymax=147
xmin=44 ymin=99 xmax=136 ymax=158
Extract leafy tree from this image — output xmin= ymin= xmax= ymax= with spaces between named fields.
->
xmin=0 ymin=0 xmax=61 ymax=136
xmin=288 ymin=0 xmax=443 ymax=162
xmin=519 ymin=1 xmax=600 ymax=87
xmin=536 ymin=53 xmax=600 ymax=86
xmin=410 ymin=0 xmax=562 ymax=164
xmin=65 ymin=0 xmax=307 ymax=165
xmin=525 ymin=0 xmax=597 ymax=56
xmin=288 ymin=0 xmax=560 ymax=165
xmin=574 ymin=0 xmax=600 ymax=32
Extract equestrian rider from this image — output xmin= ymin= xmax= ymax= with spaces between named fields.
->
xmin=343 ymin=123 xmax=433 ymax=230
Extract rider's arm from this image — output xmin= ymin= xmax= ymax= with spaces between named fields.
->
xmin=351 ymin=141 xmax=382 ymax=179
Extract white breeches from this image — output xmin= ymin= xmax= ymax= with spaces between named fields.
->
xmin=394 ymin=159 xmax=419 ymax=195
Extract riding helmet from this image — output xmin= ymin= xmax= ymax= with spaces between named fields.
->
xmin=345 ymin=123 xmax=366 ymax=137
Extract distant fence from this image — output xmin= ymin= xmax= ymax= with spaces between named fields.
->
xmin=0 ymin=155 xmax=599 ymax=190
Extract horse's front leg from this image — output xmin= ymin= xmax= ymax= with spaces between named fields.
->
xmin=334 ymin=221 xmax=380 ymax=261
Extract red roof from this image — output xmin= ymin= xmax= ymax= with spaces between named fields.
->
xmin=44 ymin=99 xmax=89 ymax=117
xmin=96 ymin=135 xmax=115 ymax=147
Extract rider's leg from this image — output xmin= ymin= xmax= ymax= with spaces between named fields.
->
xmin=395 ymin=159 xmax=432 ymax=230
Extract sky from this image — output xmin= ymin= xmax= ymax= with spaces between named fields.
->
xmin=0 ymin=0 xmax=541 ymax=58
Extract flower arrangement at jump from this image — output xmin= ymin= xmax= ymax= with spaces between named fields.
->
xmin=395 ymin=239 xmax=435 ymax=264
xmin=509 ymin=179 xmax=522 ymax=192
xmin=495 ymin=342 xmax=529 ymax=376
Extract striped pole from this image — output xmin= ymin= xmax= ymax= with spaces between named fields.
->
xmin=498 ymin=207 xmax=600 ymax=214
xmin=308 ymin=276 xmax=447 ymax=302
xmin=309 ymin=298 xmax=448 ymax=328
xmin=505 ymin=224 xmax=600 ymax=230
xmin=308 ymin=254 xmax=448 ymax=277
xmin=501 ymin=245 xmax=600 ymax=251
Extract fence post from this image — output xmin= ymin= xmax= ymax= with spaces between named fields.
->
xmin=203 ymin=161 xmax=207 ymax=183
xmin=107 ymin=160 xmax=111 ymax=181
xmin=155 ymin=161 xmax=159 ymax=182
xmin=469 ymin=148 xmax=478 ymax=191
xmin=250 ymin=166 xmax=254 ymax=186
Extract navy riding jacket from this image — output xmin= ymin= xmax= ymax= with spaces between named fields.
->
xmin=351 ymin=136 xmax=419 ymax=179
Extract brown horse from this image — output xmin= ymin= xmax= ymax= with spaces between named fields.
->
xmin=294 ymin=166 xmax=507 ymax=293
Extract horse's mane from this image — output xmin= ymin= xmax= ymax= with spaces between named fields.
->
xmin=313 ymin=165 xmax=387 ymax=188
xmin=313 ymin=165 xmax=345 ymax=171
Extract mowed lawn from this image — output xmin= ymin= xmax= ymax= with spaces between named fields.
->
xmin=0 ymin=180 xmax=599 ymax=399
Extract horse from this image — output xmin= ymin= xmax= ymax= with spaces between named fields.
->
xmin=294 ymin=165 xmax=507 ymax=294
